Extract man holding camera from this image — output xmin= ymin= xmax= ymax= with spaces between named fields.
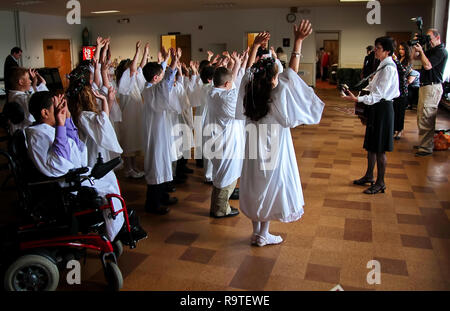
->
xmin=413 ymin=29 xmax=448 ymax=157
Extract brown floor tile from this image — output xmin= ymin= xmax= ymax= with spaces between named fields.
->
xmin=304 ymin=263 xmax=340 ymax=284
xmin=441 ymin=201 xmax=450 ymax=209
xmin=411 ymin=186 xmax=435 ymax=193
xmin=344 ymin=218 xmax=372 ymax=243
xmin=391 ymin=190 xmax=415 ymax=199
xmin=165 ymin=231 xmax=199 ymax=246
xmin=402 ymin=160 xmax=420 ymax=166
xmin=351 ymin=153 xmax=366 ymax=158
xmin=427 ymin=176 xmax=448 ymax=183
xmin=315 ymin=163 xmax=333 ymax=169
xmin=229 ymin=255 xmax=276 ymax=290
xmin=179 ymin=246 xmax=216 ymax=264
xmin=323 ymin=199 xmax=371 ymax=211
xmin=185 ymin=193 xmax=210 ymax=203
xmin=400 ymin=234 xmax=433 ymax=249
xmin=302 ymin=151 xmax=320 ymax=158
xmin=373 ymin=257 xmax=408 ymax=276
xmin=396 ymin=214 xmax=424 ymax=225
xmin=311 ymin=172 xmax=331 ymax=179
xmin=386 ymin=173 xmax=408 ymax=179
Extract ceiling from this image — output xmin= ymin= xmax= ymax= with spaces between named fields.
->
xmin=0 ymin=0 xmax=428 ymax=17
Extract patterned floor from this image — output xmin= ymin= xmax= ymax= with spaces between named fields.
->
xmin=2 ymin=86 xmax=449 ymax=291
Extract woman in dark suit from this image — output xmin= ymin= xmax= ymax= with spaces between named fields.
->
xmin=342 ymin=37 xmax=399 ymax=194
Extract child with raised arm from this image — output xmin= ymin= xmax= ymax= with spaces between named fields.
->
xmin=7 ymin=67 xmax=48 ymax=133
xmin=66 ymin=63 xmax=123 ymax=167
xmin=142 ymin=48 xmax=181 ymax=215
xmin=236 ymin=21 xmax=325 ymax=246
xmin=207 ymin=52 xmax=245 ymax=218
xmin=116 ymin=41 xmax=150 ymax=178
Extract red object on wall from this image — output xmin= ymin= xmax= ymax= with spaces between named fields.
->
xmin=82 ymin=46 xmax=96 ymax=60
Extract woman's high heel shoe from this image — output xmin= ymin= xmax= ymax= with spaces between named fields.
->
xmin=353 ymin=177 xmax=375 ymax=186
xmin=363 ymin=184 xmax=386 ymax=194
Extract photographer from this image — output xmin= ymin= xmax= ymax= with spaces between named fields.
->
xmin=413 ymin=29 xmax=448 ymax=157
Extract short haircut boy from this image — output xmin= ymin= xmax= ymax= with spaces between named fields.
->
xmin=29 ymin=91 xmax=53 ymax=123
xmin=213 ymin=67 xmax=232 ymax=87
xmin=142 ymin=62 xmax=163 ymax=82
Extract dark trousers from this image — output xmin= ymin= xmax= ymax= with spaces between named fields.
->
xmin=393 ymin=96 xmax=407 ymax=132
xmin=145 ymin=183 xmax=170 ymax=211
xmin=321 ymin=67 xmax=328 ymax=81
xmin=408 ymin=86 xmax=419 ymax=109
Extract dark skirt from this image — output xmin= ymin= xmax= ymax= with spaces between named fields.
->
xmin=393 ymin=96 xmax=407 ymax=132
xmin=363 ymin=100 xmax=394 ymax=153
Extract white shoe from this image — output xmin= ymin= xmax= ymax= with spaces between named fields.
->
xmin=124 ymin=169 xmax=145 ymax=179
xmin=256 ymin=233 xmax=283 ymax=247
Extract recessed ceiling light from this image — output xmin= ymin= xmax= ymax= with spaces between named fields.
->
xmin=15 ymin=1 xmax=44 ymax=5
xmin=202 ymin=2 xmax=236 ymax=9
xmin=91 ymin=10 xmax=121 ymax=14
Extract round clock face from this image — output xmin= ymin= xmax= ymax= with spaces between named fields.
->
xmin=286 ymin=13 xmax=296 ymax=23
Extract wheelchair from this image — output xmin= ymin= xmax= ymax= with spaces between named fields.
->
xmin=0 ymin=130 xmax=147 ymax=291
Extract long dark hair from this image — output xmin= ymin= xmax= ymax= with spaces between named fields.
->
xmin=398 ymin=42 xmax=412 ymax=67
xmin=243 ymin=58 xmax=278 ymax=122
xmin=115 ymin=59 xmax=131 ymax=86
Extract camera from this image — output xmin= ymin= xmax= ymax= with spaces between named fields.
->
xmin=407 ymin=17 xmax=431 ymax=47
xmin=338 ymin=84 xmax=350 ymax=96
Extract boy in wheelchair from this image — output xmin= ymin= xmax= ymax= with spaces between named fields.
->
xmin=24 ymin=91 xmax=146 ymax=245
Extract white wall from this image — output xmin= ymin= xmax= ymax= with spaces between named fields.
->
xmin=87 ymin=4 xmax=432 ymax=71
xmin=0 ymin=11 xmax=18 ymax=78
xmin=18 ymin=12 xmax=86 ymax=70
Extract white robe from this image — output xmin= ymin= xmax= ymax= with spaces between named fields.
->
xmin=77 ymin=111 xmax=123 ymax=167
xmin=142 ymin=70 xmax=181 ymax=185
xmin=8 ymin=84 xmax=49 ymax=133
xmin=170 ymin=77 xmax=194 ymax=160
xmin=25 ymin=122 xmax=124 ymax=241
xmin=117 ymin=67 xmax=146 ymax=155
xmin=236 ymin=68 xmax=325 ymax=222
xmin=207 ymin=86 xmax=245 ymax=189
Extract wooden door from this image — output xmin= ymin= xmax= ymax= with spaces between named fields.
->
xmin=176 ymin=34 xmax=191 ymax=65
xmin=43 ymin=39 xmax=71 ymax=89
xmin=323 ymin=40 xmax=339 ymax=66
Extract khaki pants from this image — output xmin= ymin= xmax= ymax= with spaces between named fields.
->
xmin=417 ymin=84 xmax=443 ymax=153
xmin=210 ymin=179 xmax=238 ymax=217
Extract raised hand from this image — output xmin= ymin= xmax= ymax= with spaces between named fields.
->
xmin=177 ymin=47 xmax=182 ymax=60
xmin=222 ymin=51 xmax=231 ymax=59
xmin=92 ymin=89 xmax=107 ymax=102
xmin=96 ymin=36 xmax=105 ymax=48
xmin=161 ymin=46 xmax=170 ymax=62
xmin=294 ymin=20 xmax=312 ymax=41
xmin=107 ymin=86 xmax=116 ymax=104
xmin=212 ymin=54 xmax=220 ymax=64
xmin=253 ymin=32 xmax=270 ymax=47
xmin=136 ymin=40 xmax=142 ymax=50
xmin=270 ymin=46 xmax=278 ymax=59
xmin=53 ymin=95 xmax=67 ymax=126
xmin=207 ymin=50 xmax=214 ymax=61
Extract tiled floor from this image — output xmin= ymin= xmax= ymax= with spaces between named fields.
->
xmin=1 ymin=85 xmax=449 ymax=291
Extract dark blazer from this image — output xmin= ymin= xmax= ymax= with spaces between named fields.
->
xmin=4 ymin=54 xmax=19 ymax=91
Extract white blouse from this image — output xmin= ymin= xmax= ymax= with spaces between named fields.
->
xmin=357 ymin=56 xmax=400 ymax=105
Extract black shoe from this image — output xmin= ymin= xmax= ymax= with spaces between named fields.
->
xmin=353 ymin=177 xmax=375 ymax=186
xmin=363 ymin=184 xmax=386 ymax=194
xmin=146 ymin=206 xmax=170 ymax=215
xmin=204 ymin=180 xmax=213 ymax=185
xmin=413 ymin=145 xmax=420 ymax=149
xmin=210 ymin=207 xmax=239 ymax=218
xmin=162 ymin=197 xmax=178 ymax=206
xmin=174 ymin=176 xmax=187 ymax=184
xmin=230 ymin=188 xmax=239 ymax=200
xmin=130 ymin=225 xmax=148 ymax=241
xmin=415 ymin=151 xmax=432 ymax=157
xmin=166 ymin=182 xmax=176 ymax=193
xmin=196 ymin=159 xmax=204 ymax=168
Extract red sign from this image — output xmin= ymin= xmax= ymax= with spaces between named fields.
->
xmin=82 ymin=46 xmax=96 ymax=60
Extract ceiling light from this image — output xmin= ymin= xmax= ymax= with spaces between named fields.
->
xmin=91 ymin=10 xmax=121 ymax=14
xmin=15 ymin=1 xmax=44 ymax=5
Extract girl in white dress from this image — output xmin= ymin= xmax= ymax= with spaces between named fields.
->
xmin=66 ymin=63 xmax=123 ymax=167
xmin=116 ymin=41 xmax=150 ymax=178
xmin=236 ymin=21 xmax=325 ymax=247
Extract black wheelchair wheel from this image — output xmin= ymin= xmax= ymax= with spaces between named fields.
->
xmin=104 ymin=261 xmax=123 ymax=291
xmin=4 ymin=254 xmax=59 ymax=291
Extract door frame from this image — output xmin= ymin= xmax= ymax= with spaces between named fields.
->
xmin=42 ymin=38 xmax=73 ymax=88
